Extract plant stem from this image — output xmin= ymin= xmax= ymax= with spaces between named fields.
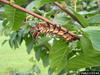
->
xmin=0 ymin=0 xmax=54 ymax=25
xmin=0 ymin=0 xmax=80 ymax=40
xmin=54 ymin=2 xmax=85 ymax=28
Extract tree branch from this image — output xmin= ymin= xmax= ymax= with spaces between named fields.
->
xmin=54 ymin=2 xmax=85 ymax=28
xmin=0 ymin=0 xmax=54 ymax=25
xmin=0 ymin=0 xmax=80 ymax=41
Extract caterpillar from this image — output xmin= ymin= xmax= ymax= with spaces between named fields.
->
xmin=30 ymin=22 xmax=79 ymax=42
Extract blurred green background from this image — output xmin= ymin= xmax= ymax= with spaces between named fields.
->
xmin=0 ymin=36 xmax=49 ymax=75
xmin=0 ymin=36 xmax=33 ymax=75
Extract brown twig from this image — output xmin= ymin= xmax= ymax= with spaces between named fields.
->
xmin=0 ymin=0 xmax=54 ymax=25
xmin=0 ymin=0 xmax=80 ymax=41
xmin=54 ymin=2 xmax=85 ymax=28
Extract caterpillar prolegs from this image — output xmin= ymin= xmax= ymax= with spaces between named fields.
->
xmin=30 ymin=22 xmax=80 ymax=42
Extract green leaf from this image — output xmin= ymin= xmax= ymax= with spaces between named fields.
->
xmin=37 ymin=36 xmax=51 ymax=49
xmin=67 ymin=54 xmax=100 ymax=70
xmin=72 ymin=10 xmax=89 ymax=27
xmin=15 ymin=0 xmax=27 ymax=5
xmin=24 ymin=35 xmax=34 ymax=54
xmin=53 ymin=13 xmax=68 ymax=25
xmin=4 ymin=5 xmax=26 ymax=31
xmin=49 ymin=39 xmax=69 ymax=73
xmin=40 ymin=0 xmax=64 ymax=3
xmin=26 ymin=1 xmax=35 ymax=10
xmin=9 ymin=32 xmax=19 ymax=49
xmin=88 ymin=14 xmax=100 ymax=24
xmin=41 ymin=50 xmax=49 ymax=67
xmin=80 ymin=36 xmax=100 ymax=57
xmin=34 ymin=45 xmax=49 ymax=67
xmin=34 ymin=37 xmax=50 ymax=66
xmin=82 ymin=26 xmax=100 ymax=51
xmin=34 ymin=45 xmax=42 ymax=61
xmin=0 ymin=21 xmax=3 ymax=32
xmin=66 ymin=36 xmax=100 ymax=70
xmin=2 ymin=39 xmax=8 ymax=45
xmin=26 ymin=0 xmax=45 ymax=9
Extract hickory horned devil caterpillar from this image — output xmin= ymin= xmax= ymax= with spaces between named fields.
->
xmin=30 ymin=22 xmax=80 ymax=42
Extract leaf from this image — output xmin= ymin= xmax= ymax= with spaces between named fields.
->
xmin=26 ymin=1 xmax=35 ymax=10
xmin=67 ymin=54 xmax=100 ymax=70
xmin=26 ymin=0 xmax=45 ymax=10
xmin=40 ymin=0 xmax=64 ymax=3
xmin=66 ymin=36 xmax=100 ymax=70
xmin=88 ymin=14 xmax=100 ymax=24
xmin=49 ymin=39 xmax=69 ymax=73
xmin=24 ymin=35 xmax=34 ymax=54
xmin=9 ymin=32 xmax=19 ymax=49
xmin=17 ymin=30 xmax=24 ymax=45
xmin=34 ymin=37 xmax=50 ymax=66
xmin=34 ymin=45 xmax=42 ymax=61
xmin=15 ymin=0 xmax=27 ymax=5
xmin=82 ymin=26 xmax=100 ymax=51
xmin=2 ymin=40 xmax=8 ymax=45
xmin=37 ymin=36 xmax=51 ymax=49
xmin=4 ymin=5 xmax=26 ymax=31
xmin=72 ymin=10 xmax=89 ymax=27
xmin=80 ymin=36 xmax=100 ymax=57
xmin=0 ymin=21 xmax=3 ymax=32
xmin=41 ymin=50 xmax=49 ymax=67
xmin=34 ymin=45 xmax=49 ymax=67
xmin=53 ymin=13 xmax=68 ymax=25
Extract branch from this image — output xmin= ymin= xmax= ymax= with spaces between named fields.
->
xmin=0 ymin=0 xmax=80 ymax=41
xmin=0 ymin=0 xmax=54 ymax=25
xmin=54 ymin=2 xmax=85 ymax=28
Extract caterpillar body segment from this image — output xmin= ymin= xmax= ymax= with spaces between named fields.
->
xmin=30 ymin=22 xmax=79 ymax=42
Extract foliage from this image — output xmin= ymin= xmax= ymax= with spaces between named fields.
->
xmin=0 ymin=0 xmax=100 ymax=74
